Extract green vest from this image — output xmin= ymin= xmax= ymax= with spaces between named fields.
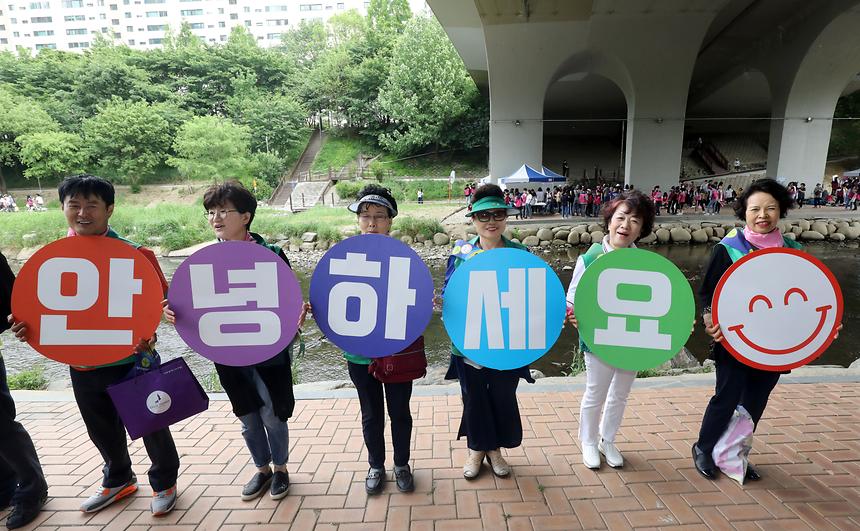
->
xmin=576 ymin=243 xmax=606 ymax=353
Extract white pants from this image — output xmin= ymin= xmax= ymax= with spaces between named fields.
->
xmin=579 ymin=352 xmax=636 ymax=446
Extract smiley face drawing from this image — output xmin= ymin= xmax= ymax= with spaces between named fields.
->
xmin=713 ymin=248 xmax=843 ymax=371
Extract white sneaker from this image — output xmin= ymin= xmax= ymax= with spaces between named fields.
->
xmin=485 ymin=449 xmax=511 ymax=477
xmin=582 ymin=444 xmax=601 ymax=469
xmin=463 ymin=450 xmax=485 ymax=479
xmin=599 ymin=440 xmax=624 ymax=468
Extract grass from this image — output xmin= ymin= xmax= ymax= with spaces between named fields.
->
xmin=564 ymin=347 xmax=587 ymax=377
xmin=393 ymin=216 xmax=445 ymax=239
xmin=378 ymin=149 xmax=488 ymax=178
xmin=312 ymin=133 xmax=376 ymax=174
xmin=7 ymin=367 xmax=49 ymax=390
xmin=311 ymin=130 xmax=488 ymax=178
xmin=336 ymin=178 xmax=472 ymax=202
xmin=0 ymin=201 xmax=460 ymax=252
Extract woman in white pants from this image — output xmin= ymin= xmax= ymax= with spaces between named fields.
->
xmin=565 ymin=190 xmax=655 ymax=469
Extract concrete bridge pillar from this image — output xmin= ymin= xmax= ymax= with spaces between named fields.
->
xmin=484 ymin=22 xmax=588 ymax=181
xmin=585 ymin=8 xmax=723 ymax=192
xmin=764 ymin=6 xmax=860 ymax=188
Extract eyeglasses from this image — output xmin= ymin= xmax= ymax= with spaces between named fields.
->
xmin=205 ymin=209 xmax=238 ymax=219
xmin=473 ymin=210 xmax=508 ymax=222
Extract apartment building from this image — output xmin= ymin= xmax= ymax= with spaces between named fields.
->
xmin=0 ymin=0 xmax=380 ymax=53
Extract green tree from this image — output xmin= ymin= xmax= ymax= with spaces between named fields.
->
xmin=228 ymin=73 xmax=307 ymax=157
xmin=377 ymin=16 xmax=483 ymax=156
xmin=168 ymin=116 xmax=251 ymax=180
xmin=830 ymin=92 xmax=860 ymax=157
xmin=280 ymin=20 xmax=328 ymax=73
xmin=16 ymin=131 xmax=87 ymax=186
xmin=367 ymin=0 xmax=411 ymax=43
xmin=0 ymin=88 xmax=59 ymax=191
xmin=249 ymin=151 xmax=287 ymax=187
xmin=82 ymin=99 xmax=172 ymax=184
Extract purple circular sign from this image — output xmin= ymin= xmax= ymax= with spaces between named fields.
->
xmin=309 ymin=234 xmax=434 ymax=358
xmin=168 ymin=241 xmax=303 ymax=366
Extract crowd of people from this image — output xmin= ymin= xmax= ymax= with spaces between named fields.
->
xmin=498 ymin=183 xmax=631 ymax=219
xmin=0 ymin=174 xmax=847 ymax=529
xmin=467 ymin=174 xmax=860 ymax=218
xmin=0 ymin=194 xmax=45 ymax=213
xmin=806 ymin=175 xmax=860 ymax=210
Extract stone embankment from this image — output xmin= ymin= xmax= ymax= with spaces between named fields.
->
xmin=10 ymin=218 xmax=857 ymax=263
xmin=275 ymin=217 xmax=860 ymax=258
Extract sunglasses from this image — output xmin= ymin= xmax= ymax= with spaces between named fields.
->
xmin=473 ymin=210 xmax=508 ymax=222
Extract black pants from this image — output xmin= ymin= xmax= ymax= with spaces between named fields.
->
xmin=696 ymin=349 xmax=780 ymax=454
xmin=0 ymin=357 xmax=47 ymax=505
xmin=70 ymin=364 xmax=179 ymax=492
xmin=347 ymin=362 xmax=413 ymax=469
xmin=452 ymin=356 xmax=523 ymax=451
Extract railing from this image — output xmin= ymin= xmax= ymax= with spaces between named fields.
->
xmin=296 ymin=168 xmax=336 ymax=182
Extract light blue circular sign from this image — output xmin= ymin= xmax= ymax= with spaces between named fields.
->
xmin=442 ymin=248 xmax=566 ymax=370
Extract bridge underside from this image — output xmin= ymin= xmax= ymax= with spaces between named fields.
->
xmin=429 ymin=0 xmax=860 ymax=191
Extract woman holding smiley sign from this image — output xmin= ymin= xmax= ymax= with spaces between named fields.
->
xmin=564 ymin=190 xmax=656 ymax=470
xmin=693 ymin=179 xmax=843 ymax=481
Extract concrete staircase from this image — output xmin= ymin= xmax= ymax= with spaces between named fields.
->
xmin=288 ymin=180 xmax=330 ymax=212
xmin=270 ymin=128 xmax=326 ymax=209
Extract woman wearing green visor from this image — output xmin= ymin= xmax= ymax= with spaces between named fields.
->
xmin=442 ymin=184 xmax=534 ymax=479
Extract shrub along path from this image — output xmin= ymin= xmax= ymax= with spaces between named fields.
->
xmin=4 ymin=380 xmax=859 ymax=530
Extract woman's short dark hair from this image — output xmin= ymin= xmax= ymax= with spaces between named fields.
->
xmin=600 ymin=190 xmax=655 ymax=241
xmin=356 ymin=184 xmax=398 ymax=217
xmin=733 ymin=178 xmax=794 ymax=219
xmin=472 ymin=183 xmax=504 ymax=202
xmin=58 ymin=174 xmax=115 ymax=206
xmin=203 ymin=180 xmax=257 ymax=230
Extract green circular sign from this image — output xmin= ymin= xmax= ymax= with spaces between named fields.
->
xmin=573 ymin=248 xmax=695 ymax=371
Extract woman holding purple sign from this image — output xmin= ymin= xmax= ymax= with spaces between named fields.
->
xmin=164 ymin=182 xmax=296 ymax=502
xmin=341 ymin=185 xmax=416 ymax=495
xmin=565 ymin=190 xmax=655 ymax=470
xmin=442 ymin=183 xmax=533 ymax=480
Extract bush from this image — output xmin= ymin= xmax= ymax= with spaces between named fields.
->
xmin=7 ymin=367 xmax=49 ymax=390
xmin=334 ymin=180 xmax=364 ymax=199
xmin=393 ymin=216 xmax=444 ymax=239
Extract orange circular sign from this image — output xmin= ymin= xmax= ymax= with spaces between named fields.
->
xmin=11 ymin=236 xmax=165 ymax=366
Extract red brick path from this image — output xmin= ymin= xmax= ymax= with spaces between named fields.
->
xmin=3 ymin=383 xmax=859 ymax=530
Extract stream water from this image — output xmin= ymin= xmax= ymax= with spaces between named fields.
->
xmin=2 ymin=243 xmax=858 ymax=388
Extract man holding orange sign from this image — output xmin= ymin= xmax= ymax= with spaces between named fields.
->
xmin=8 ymin=175 xmax=180 ymax=517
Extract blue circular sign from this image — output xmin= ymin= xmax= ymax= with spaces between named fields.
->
xmin=309 ymin=234 xmax=434 ymax=358
xmin=442 ymin=248 xmax=566 ymax=370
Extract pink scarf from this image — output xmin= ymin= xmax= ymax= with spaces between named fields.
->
xmin=743 ymin=225 xmax=784 ymax=249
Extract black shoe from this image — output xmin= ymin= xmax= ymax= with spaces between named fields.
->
xmin=241 ymin=471 xmax=273 ymax=501
xmin=745 ymin=464 xmax=761 ymax=481
xmin=692 ymin=444 xmax=717 ymax=480
xmin=394 ymin=465 xmax=414 ymax=493
xmin=270 ymin=471 xmax=290 ymax=500
xmin=6 ymin=491 xmax=47 ymax=530
xmin=365 ymin=468 xmax=384 ymax=495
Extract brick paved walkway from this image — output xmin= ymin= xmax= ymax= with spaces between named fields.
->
xmin=3 ymin=382 xmax=859 ymax=530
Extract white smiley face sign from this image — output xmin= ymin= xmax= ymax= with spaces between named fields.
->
xmin=713 ymin=248 xmax=843 ymax=371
